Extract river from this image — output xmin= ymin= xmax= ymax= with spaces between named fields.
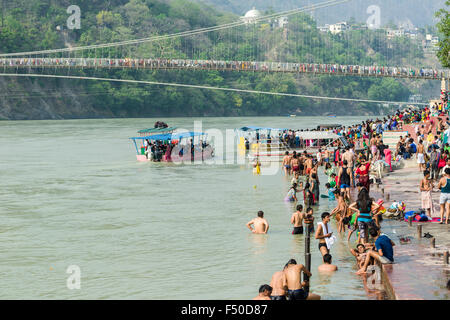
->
xmin=0 ymin=116 xmax=384 ymax=299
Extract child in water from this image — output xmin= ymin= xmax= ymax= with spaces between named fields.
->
xmin=303 ymin=182 xmax=315 ymax=206
xmin=285 ymin=183 xmax=299 ymax=202
xmin=325 ymin=183 xmax=336 ymax=201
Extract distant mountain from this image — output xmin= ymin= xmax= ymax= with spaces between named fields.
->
xmin=193 ymin=0 xmax=446 ymax=28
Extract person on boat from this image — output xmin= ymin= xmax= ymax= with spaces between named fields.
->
xmin=318 ymin=254 xmax=338 ymax=273
xmin=253 ymin=284 xmax=272 ymax=300
xmin=284 ymin=259 xmax=320 ymax=300
xmin=291 ymin=204 xmax=305 ymax=235
xmin=246 ymin=211 xmax=269 ymax=234
xmin=269 ymin=271 xmax=288 ymax=300
xmin=245 ymin=138 xmax=250 ymax=151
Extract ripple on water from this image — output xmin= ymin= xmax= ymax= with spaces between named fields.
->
xmin=0 ymin=117 xmax=381 ymax=299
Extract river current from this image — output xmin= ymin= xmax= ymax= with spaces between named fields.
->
xmin=0 ymin=116 xmax=385 ymax=299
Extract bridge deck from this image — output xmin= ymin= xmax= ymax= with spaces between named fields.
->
xmin=0 ymin=58 xmax=447 ymax=80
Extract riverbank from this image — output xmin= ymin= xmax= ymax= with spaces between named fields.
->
xmin=372 ymin=161 xmax=450 ymax=300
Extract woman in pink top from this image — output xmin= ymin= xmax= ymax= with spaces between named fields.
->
xmin=383 ymin=147 xmax=392 ymax=172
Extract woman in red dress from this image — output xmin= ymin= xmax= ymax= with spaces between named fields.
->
xmin=356 ymin=156 xmax=371 ymax=192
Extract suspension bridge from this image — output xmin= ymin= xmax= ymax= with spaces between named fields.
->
xmin=0 ymin=0 xmax=448 ymax=105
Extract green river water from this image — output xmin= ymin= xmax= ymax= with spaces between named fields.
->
xmin=0 ymin=116 xmax=387 ymax=299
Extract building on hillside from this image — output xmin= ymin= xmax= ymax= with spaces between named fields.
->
xmin=329 ymin=22 xmax=348 ymax=34
xmin=317 ymin=22 xmax=349 ymax=34
xmin=241 ymin=8 xmax=262 ymax=24
xmin=278 ymin=16 xmax=288 ymax=28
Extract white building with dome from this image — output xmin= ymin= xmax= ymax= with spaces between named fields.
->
xmin=241 ymin=7 xmax=262 ymax=24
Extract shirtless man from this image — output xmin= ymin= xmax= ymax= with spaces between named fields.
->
xmin=291 ymin=204 xmax=305 ymax=234
xmin=305 ymin=156 xmax=313 ymax=176
xmin=324 ymin=148 xmax=331 ymax=164
xmin=342 ymin=146 xmax=355 ymax=187
xmin=246 ymin=211 xmax=269 ymax=234
xmin=304 ymin=207 xmax=315 ymax=233
xmin=269 ymin=270 xmax=288 ymax=300
xmin=417 ymin=140 xmax=425 ymax=171
xmin=282 ymin=151 xmax=291 ymax=175
xmin=284 ymin=259 xmax=320 ymax=300
xmin=252 ymin=284 xmax=272 ymax=300
xmin=315 ymin=212 xmax=333 ymax=257
xmin=290 ymin=155 xmax=300 ymax=177
xmin=318 ymin=254 xmax=338 ymax=273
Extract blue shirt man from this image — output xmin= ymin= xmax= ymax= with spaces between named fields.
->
xmin=375 ymin=233 xmax=395 ymax=263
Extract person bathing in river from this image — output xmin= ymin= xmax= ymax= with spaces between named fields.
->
xmin=348 ymin=188 xmax=380 ymax=244
xmin=282 ymin=151 xmax=291 ymax=175
xmin=315 ymin=212 xmax=335 ymax=257
xmin=350 ymin=244 xmax=371 ymax=269
xmin=253 ymin=284 xmax=272 ymax=300
xmin=318 ymin=254 xmax=338 ymax=273
xmin=337 ymin=160 xmax=352 ymax=202
xmin=285 ymin=183 xmax=299 ymax=202
xmin=246 ymin=211 xmax=269 ymax=234
xmin=310 ymin=173 xmax=320 ymax=204
xmin=356 ymin=228 xmax=395 ymax=274
xmin=284 ymin=259 xmax=320 ymax=300
xmin=291 ymin=204 xmax=305 ymax=235
xmin=331 ymin=189 xmax=347 ymax=233
xmin=269 ymin=270 xmax=287 ymax=300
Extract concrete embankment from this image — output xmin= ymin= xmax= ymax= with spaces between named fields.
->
xmin=372 ymin=161 xmax=450 ymax=300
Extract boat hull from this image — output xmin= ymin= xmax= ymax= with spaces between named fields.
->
xmin=136 ymin=147 xmax=214 ymax=162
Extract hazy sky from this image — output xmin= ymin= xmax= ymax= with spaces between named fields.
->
xmin=195 ymin=0 xmax=447 ymax=27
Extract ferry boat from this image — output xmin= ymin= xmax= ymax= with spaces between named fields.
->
xmin=236 ymin=126 xmax=349 ymax=162
xmin=130 ymin=130 xmax=214 ymax=162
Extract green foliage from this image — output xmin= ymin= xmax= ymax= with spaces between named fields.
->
xmin=436 ymin=0 xmax=450 ymax=68
xmin=0 ymin=0 xmax=423 ymax=118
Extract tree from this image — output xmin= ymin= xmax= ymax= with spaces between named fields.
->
xmin=436 ymin=0 xmax=450 ymax=67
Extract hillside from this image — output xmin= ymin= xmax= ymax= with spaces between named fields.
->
xmin=0 ymin=0 xmax=442 ymax=120
xmin=194 ymin=0 xmax=446 ymax=28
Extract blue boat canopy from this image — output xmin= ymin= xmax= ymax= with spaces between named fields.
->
xmin=238 ymin=126 xmax=286 ymax=132
xmin=129 ymin=132 xmax=207 ymax=141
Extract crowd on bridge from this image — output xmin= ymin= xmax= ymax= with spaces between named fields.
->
xmin=0 ymin=57 xmax=446 ymax=79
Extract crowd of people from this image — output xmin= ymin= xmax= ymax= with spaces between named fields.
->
xmin=1 ymin=57 xmax=446 ymax=79
xmin=250 ymin=98 xmax=450 ymax=300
